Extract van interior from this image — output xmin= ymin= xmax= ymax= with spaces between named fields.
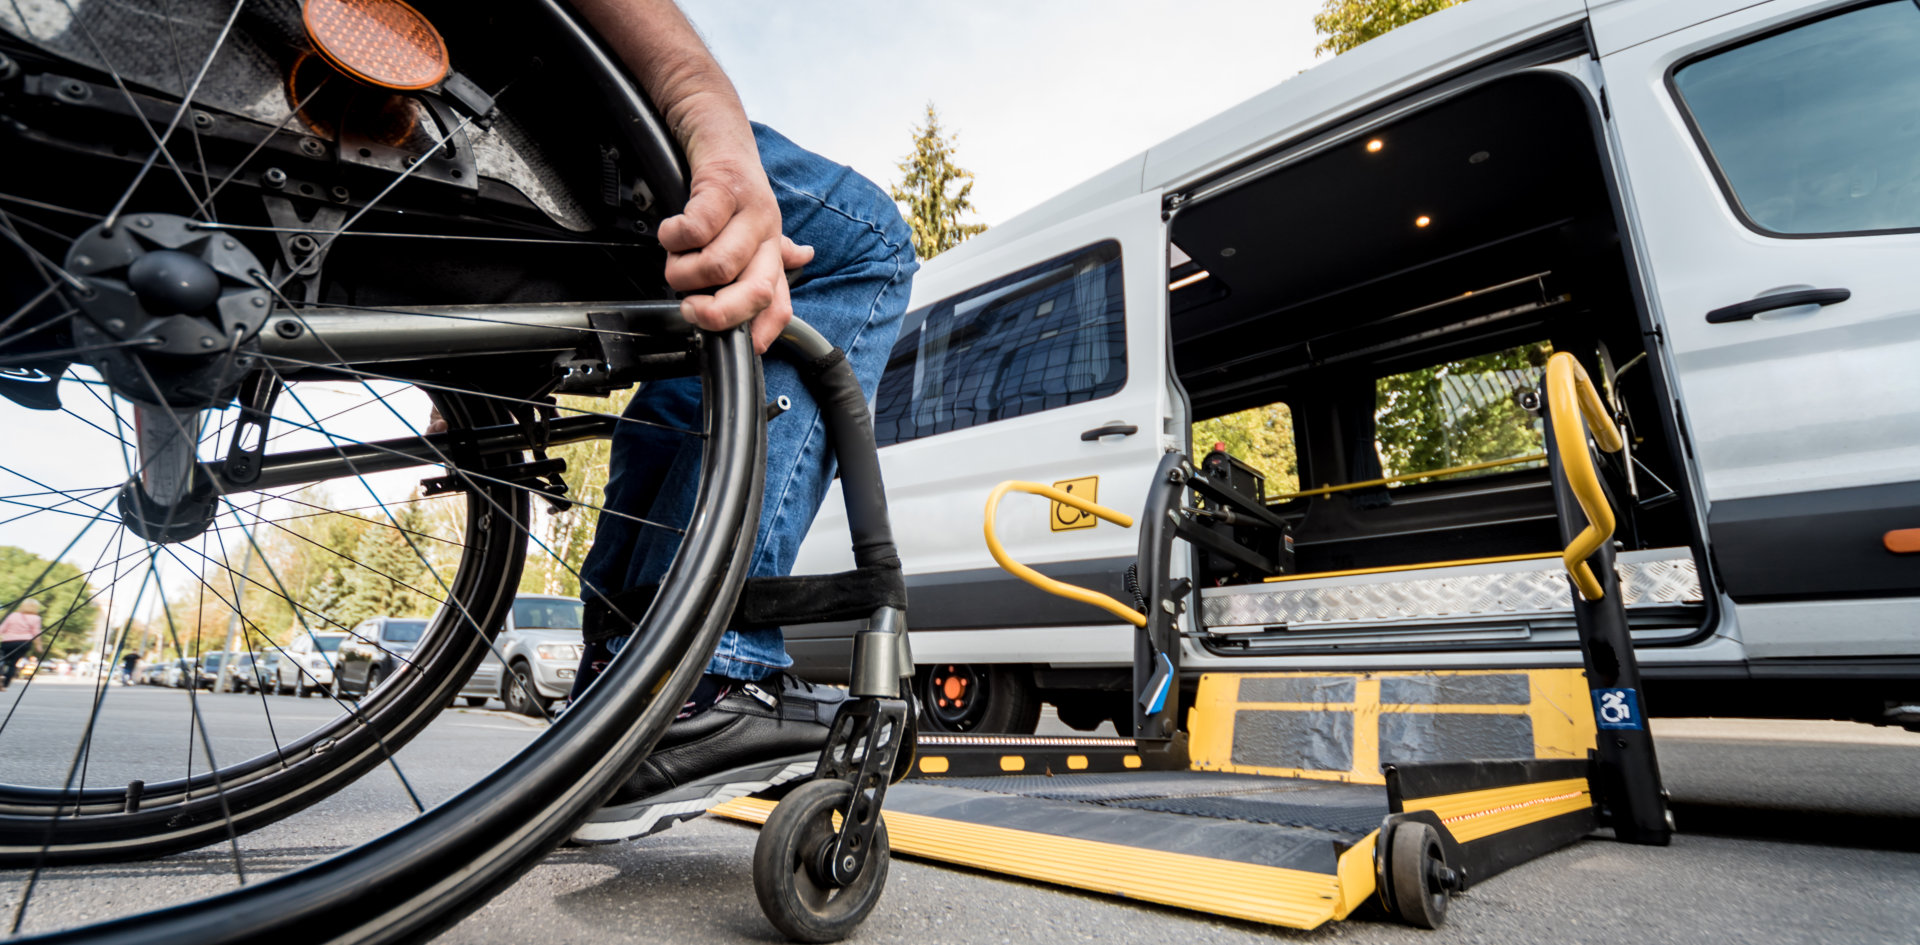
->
xmin=1165 ymin=72 xmax=1703 ymax=643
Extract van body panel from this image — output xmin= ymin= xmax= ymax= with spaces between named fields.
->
xmin=1142 ymin=0 xmax=1586 ymax=196
xmin=793 ymin=190 xmax=1170 ymax=582
xmin=1738 ymin=597 xmax=1920 ymax=658
xmin=1586 ymin=0 xmax=1774 ymax=55
xmin=906 ymin=155 xmax=1147 ymax=286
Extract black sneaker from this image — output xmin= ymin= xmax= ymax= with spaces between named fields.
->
xmin=570 ymin=673 xmax=846 ymax=844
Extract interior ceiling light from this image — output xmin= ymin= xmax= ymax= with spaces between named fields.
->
xmin=1366 ymin=138 xmax=1384 ymax=153
xmin=303 ymin=0 xmax=450 ymax=91
xmin=1415 ymin=215 xmax=1432 ymax=228
xmin=1169 ymin=270 xmax=1212 ymax=291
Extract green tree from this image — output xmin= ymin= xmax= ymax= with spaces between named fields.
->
xmin=0 ymin=545 xmax=102 ymax=659
xmin=1374 ymin=342 xmax=1550 ymax=481
xmin=1194 ymin=403 xmax=1301 ymax=495
xmin=1313 ymin=0 xmax=1465 ymax=56
xmin=889 ymin=103 xmax=988 ymax=259
xmin=336 ymin=495 xmax=436 ymax=629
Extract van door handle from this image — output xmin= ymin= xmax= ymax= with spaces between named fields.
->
xmin=1706 ymin=287 xmax=1850 ymax=324
xmin=1080 ymin=422 xmax=1139 ymax=441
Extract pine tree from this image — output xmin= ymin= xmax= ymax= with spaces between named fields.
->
xmin=889 ymin=104 xmax=988 ymax=260
xmin=1313 ymin=0 xmax=1465 ymax=56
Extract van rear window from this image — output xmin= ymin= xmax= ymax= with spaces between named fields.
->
xmin=1673 ymin=0 xmax=1920 ymax=236
xmin=873 ymin=241 xmax=1126 ymax=446
xmin=1373 ymin=341 xmax=1550 ymax=486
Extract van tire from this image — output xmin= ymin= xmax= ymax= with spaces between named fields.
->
xmin=502 ymin=660 xmax=550 ymax=717
xmin=915 ymin=665 xmax=1040 ymax=735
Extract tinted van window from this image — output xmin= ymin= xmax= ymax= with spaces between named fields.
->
xmin=873 ymin=241 xmax=1125 ymax=446
xmin=1674 ymin=1 xmax=1920 ymax=236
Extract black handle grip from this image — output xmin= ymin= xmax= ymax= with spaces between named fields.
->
xmin=1080 ymin=423 xmax=1139 ymax=441
xmin=1706 ymin=288 xmax=1850 ymax=324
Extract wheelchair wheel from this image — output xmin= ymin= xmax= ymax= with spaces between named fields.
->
xmin=0 ymin=2 xmax=768 ymax=940
xmin=753 ymin=778 xmax=893 ymax=944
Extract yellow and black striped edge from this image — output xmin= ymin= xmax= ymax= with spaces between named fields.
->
xmin=716 ymin=796 xmax=1376 ymax=930
xmin=1403 ymin=777 xmax=1592 ymax=843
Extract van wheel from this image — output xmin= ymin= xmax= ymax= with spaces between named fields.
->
xmin=502 ymin=661 xmax=550 ymax=717
xmin=915 ymin=665 xmax=1040 ymax=735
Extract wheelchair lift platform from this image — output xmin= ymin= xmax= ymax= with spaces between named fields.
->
xmin=719 ymin=667 xmax=1605 ymax=930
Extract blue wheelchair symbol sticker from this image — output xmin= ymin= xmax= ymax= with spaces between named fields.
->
xmin=1592 ymin=688 xmax=1644 ymax=731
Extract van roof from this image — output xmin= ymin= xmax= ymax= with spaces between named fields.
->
xmin=931 ymin=0 xmax=1590 ymax=271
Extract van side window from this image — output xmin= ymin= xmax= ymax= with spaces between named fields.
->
xmin=873 ymin=241 xmax=1126 ymax=447
xmin=1672 ymin=0 xmax=1920 ymax=236
xmin=1193 ymin=401 xmax=1299 ymax=495
xmin=1373 ymin=341 xmax=1550 ymax=486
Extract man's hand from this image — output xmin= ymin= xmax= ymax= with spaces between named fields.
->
xmin=567 ymin=0 xmax=812 ymax=354
xmin=661 ymin=158 xmax=813 ymax=353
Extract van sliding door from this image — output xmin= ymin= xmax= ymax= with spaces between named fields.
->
xmin=1600 ymin=0 xmax=1920 ymax=658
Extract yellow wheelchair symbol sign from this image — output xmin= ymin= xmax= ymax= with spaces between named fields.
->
xmin=1050 ymin=477 xmax=1098 ymax=531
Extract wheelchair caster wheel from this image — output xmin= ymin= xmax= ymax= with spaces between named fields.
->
xmin=752 ymin=778 xmax=890 ymax=943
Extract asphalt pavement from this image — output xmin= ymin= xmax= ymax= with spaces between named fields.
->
xmin=3 ymin=677 xmax=1918 ymax=944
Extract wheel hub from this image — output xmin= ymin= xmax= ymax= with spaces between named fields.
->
xmin=64 ymin=212 xmax=271 ymax=407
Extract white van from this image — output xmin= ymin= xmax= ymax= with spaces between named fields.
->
xmin=789 ymin=0 xmax=1920 ymax=734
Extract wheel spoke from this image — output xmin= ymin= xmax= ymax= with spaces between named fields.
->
xmin=268 ymin=367 xmax=558 ymax=721
xmin=46 ymin=0 xmax=213 ymax=220
xmin=88 ymin=0 xmax=249 ymax=232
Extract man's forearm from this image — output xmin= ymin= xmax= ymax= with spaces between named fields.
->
xmin=566 ymin=0 xmax=757 ymax=174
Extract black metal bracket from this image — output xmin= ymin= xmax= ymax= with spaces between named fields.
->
xmin=815 ymin=696 xmax=910 ymax=886
xmin=1129 ymin=452 xmax=1191 ymax=743
xmin=221 ymin=371 xmax=281 ymax=486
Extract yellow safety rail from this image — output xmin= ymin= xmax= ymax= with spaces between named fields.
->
xmin=982 ymin=481 xmax=1147 ymax=628
xmin=1265 ymin=452 xmax=1549 ymax=503
xmin=1545 ymin=351 xmax=1625 ymax=600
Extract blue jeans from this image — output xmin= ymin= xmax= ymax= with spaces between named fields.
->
xmin=576 ymin=124 xmax=917 ymax=684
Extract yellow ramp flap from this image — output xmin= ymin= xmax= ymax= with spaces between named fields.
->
xmin=1188 ymin=668 xmax=1597 ymax=785
xmin=715 ymin=780 xmax=1383 ymax=931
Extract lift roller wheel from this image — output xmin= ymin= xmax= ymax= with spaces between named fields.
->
xmin=1388 ymin=821 xmax=1458 ymax=929
xmin=753 ymin=778 xmax=891 ymax=943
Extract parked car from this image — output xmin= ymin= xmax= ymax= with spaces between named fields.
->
xmin=158 ymin=658 xmax=195 ymax=689
xmin=225 ymin=652 xmax=275 ymax=693
xmin=335 ymin=617 xmax=430 ymax=699
xmin=243 ymin=651 xmax=281 ymax=694
xmin=276 ymin=632 xmax=346 ymax=697
xmin=494 ymin=595 xmax=585 ymax=717
xmin=195 ymin=651 xmax=230 ymax=691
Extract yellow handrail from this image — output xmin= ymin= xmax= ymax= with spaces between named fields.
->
xmin=1265 ymin=452 xmax=1549 ymax=503
xmin=1545 ymin=352 xmax=1625 ymax=600
xmin=982 ymin=481 xmax=1147 ymax=628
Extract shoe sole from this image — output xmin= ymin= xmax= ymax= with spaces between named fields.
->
xmin=570 ymin=754 xmax=816 ymax=844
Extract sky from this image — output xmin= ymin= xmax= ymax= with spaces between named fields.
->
xmin=677 ymin=1 xmax=1325 ymax=226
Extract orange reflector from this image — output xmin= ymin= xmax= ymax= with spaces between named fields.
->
xmin=303 ymin=0 xmax=449 ymax=91
xmin=1887 ymin=528 xmax=1920 ymax=554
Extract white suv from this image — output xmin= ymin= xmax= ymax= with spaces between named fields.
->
xmin=489 ymin=595 xmax=584 ymax=717
xmin=277 ymin=631 xmax=347 ymax=697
